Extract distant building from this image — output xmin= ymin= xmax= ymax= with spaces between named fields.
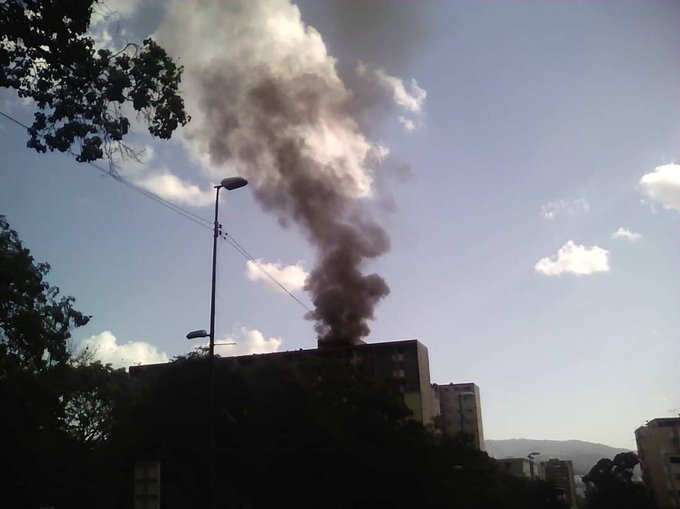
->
xmin=542 ymin=458 xmax=577 ymax=509
xmin=432 ymin=383 xmax=485 ymax=450
xmin=635 ymin=417 xmax=680 ymax=509
xmin=497 ymin=457 xmax=544 ymax=480
xmin=498 ymin=458 xmax=532 ymax=479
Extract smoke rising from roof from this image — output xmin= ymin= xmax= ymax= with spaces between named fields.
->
xmin=157 ymin=0 xmax=391 ymax=345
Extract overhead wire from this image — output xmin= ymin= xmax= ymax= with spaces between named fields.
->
xmin=0 ymin=109 xmax=311 ymax=313
xmin=220 ymin=231 xmax=312 ymax=312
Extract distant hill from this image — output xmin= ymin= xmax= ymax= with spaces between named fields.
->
xmin=484 ymin=439 xmax=631 ymax=476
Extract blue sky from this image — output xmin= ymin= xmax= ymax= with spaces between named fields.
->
xmin=1 ymin=0 xmax=678 ymax=450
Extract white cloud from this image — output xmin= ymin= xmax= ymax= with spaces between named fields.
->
xmin=373 ymin=68 xmax=427 ymax=114
xmin=208 ymin=327 xmax=282 ymax=357
xmin=245 ymin=259 xmax=308 ymax=292
xmin=398 ymin=116 xmax=416 ymax=132
xmin=640 ymin=163 xmax=680 ymax=211
xmin=356 ymin=62 xmax=426 ymax=133
xmin=535 ymin=241 xmax=610 ymax=276
xmin=612 ymin=227 xmax=641 ymax=241
xmin=76 ymin=330 xmax=169 ymax=369
xmin=540 ymin=198 xmax=590 ymax=220
xmin=132 ymin=172 xmax=214 ymax=207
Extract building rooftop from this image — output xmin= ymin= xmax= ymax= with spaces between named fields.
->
xmin=637 ymin=417 xmax=680 ymax=430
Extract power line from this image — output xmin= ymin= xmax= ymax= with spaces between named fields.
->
xmin=0 ymin=109 xmax=311 ymax=313
xmin=221 ymin=232 xmax=312 ymax=313
xmin=2 ymin=110 xmax=215 ymax=231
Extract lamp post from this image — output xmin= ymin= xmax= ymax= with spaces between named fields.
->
xmin=527 ymin=451 xmax=541 ymax=480
xmin=186 ymin=176 xmax=248 ymax=509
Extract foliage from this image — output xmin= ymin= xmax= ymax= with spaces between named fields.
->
xmin=0 ymin=215 xmax=89 ymax=374
xmin=0 ymin=216 xmax=574 ymax=507
xmin=0 ymin=0 xmax=189 ymax=164
xmin=114 ymin=355 xmax=568 ymax=509
xmin=61 ymin=360 xmax=129 ymax=443
xmin=0 ymin=215 xmax=129 ymax=508
xmin=583 ymin=452 xmax=655 ymax=509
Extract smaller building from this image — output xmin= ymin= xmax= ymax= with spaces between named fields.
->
xmin=498 ymin=458 xmax=532 ymax=479
xmin=635 ymin=417 xmax=680 ymax=509
xmin=432 ymin=382 xmax=485 ymax=450
xmin=497 ymin=457 xmax=544 ymax=480
xmin=542 ymin=458 xmax=577 ymax=509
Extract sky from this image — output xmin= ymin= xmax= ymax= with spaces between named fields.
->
xmin=1 ymin=0 xmax=679 ymax=451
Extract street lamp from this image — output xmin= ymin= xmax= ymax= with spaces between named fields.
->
xmin=527 ymin=451 xmax=541 ymax=480
xmin=186 ymin=175 xmax=247 ymax=509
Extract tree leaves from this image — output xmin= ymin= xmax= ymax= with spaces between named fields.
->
xmin=0 ymin=0 xmax=189 ymax=164
xmin=584 ymin=452 xmax=655 ymax=509
xmin=0 ymin=215 xmax=90 ymax=375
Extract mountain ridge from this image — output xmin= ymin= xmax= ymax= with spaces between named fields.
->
xmin=484 ymin=438 xmax=632 ymax=476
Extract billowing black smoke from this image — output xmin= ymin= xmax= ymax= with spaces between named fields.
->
xmin=154 ymin=0 xmax=404 ymax=346
xmin=197 ymin=70 xmax=390 ymax=346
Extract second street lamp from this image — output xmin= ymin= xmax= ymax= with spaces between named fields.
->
xmin=527 ymin=451 xmax=541 ymax=480
xmin=186 ymin=175 xmax=248 ymax=509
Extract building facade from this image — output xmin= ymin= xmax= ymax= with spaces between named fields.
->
xmin=497 ymin=457 xmax=544 ymax=480
xmin=542 ymin=459 xmax=577 ymax=509
xmin=432 ymin=382 xmax=485 ymax=450
xmin=635 ymin=417 xmax=680 ymax=509
xmin=346 ymin=339 xmax=437 ymax=427
xmin=133 ymin=339 xmax=438 ymax=428
xmin=498 ymin=458 xmax=533 ymax=479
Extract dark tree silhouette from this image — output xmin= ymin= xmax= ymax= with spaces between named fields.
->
xmin=0 ymin=218 xmax=575 ymax=508
xmin=584 ymin=452 xmax=655 ymax=509
xmin=117 ymin=355 xmax=569 ymax=509
xmin=0 ymin=215 xmax=89 ymax=374
xmin=0 ymin=215 xmax=129 ymax=508
xmin=0 ymin=0 xmax=189 ymax=164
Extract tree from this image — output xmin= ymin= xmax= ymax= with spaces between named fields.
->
xmin=115 ymin=354 xmax=569 ymax=509
xmin=0 ymin=0 xmax=189 ymax=164
xmin=60 ymin=359 xmax=130 ymax=444
xmin=0 ymin=215 xmax=121 ymax=508
xmin=584 ymin=452 xmax=655 ymax=509
xmin=0 ymin=214 xmax=89 ymax=374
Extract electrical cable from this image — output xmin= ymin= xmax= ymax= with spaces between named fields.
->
xmin=220 ymin=232 xmax=312 ymax=313
xmin=0 ymin=109 xmax=312 ymax=312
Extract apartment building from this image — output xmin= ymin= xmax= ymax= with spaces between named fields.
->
xmin=635 ymin=417 xmax=680 ymax=509
xmin=542 ymin=459 xmax=577 ymax=509
xmin=432 ymin=382 xmax=485 ymax=450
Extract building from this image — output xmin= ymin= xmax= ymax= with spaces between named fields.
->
xmin=432 ymin=383 xmax=485 ymax=450
xmin=132 ymin=338 xmax=438 ymax=428
xmin=542 ymin=458 xmax=577 ymax=509
xmin=497 ymin=457 xmax=544 ymax=480
xmin=347 ymin=339 xmax=437 ymax=427
xmin=635 ymin=417 xmax=680 ymax=509
xmin=312 ymin=339 xmax=436 ymax=427
xmin=498 ymin=458 xmax=533 ymax=479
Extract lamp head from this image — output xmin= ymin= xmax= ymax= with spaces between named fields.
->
xmin=220 ymin=176 xmax=248 ymax=190
xmin=186 ymin=329 xmax=209 ymax=340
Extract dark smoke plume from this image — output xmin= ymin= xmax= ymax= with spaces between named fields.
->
xmin=201 ymin=72 xmax=389 ymax=346
xmin=158 ymin=0 xmax=394 ymax=346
